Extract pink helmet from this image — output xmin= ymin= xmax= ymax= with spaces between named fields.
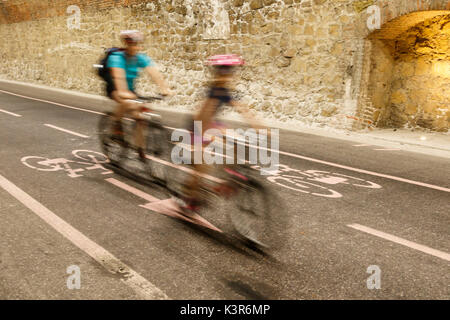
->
xmin=206 ymin=54 xmax=245 ymax=66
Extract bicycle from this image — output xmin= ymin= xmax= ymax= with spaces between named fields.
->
xmin=168 ymin=127 xmax=286 ymax=251
xmin=98 ymin=96 xmax=171 ymax=186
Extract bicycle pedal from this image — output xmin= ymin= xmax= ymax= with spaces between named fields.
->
xmin=110 ymin=134 xmax=125 ymax=142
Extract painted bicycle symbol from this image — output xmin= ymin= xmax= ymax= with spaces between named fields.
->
xmin=21 ymin=150 xmax=113 ymax=178
xmin=251 ymin=164 xmax=382 ymax=198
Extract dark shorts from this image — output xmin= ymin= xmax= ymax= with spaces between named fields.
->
xmin=105 ymin=77 xmax=116 ymax=99
xmin=208 ymin=86 xmax=232 ymax=108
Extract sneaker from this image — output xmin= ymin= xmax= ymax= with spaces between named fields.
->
xmin=137 ymin=147 xmax=147 ymax=163
xmin=113 ymin=121 xmax=124 ymax=135
xmin=172 ymin=195 xmax=201 ymax=217
xmin=110 ymin=131 xmax=125 ymax=146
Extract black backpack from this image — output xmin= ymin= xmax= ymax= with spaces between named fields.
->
xmin=96 ymin=47 xmax=124 ymax=81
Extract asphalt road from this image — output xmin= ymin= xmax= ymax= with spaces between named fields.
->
xmin=0 ymin=88 xmax=449 ymax=300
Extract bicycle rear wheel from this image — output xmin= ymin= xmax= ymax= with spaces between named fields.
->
xmin=98 ymin=112 xmax=127 ymax=164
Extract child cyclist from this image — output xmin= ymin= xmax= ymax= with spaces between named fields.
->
xmin=175 ymin=54 xmax=265 ymax=214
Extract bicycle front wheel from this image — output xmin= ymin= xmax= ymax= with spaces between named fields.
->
xmin=145 ymin=119 xmax=171 ymax=184
xmin=230 ymin=179 xmax=281 ymax=249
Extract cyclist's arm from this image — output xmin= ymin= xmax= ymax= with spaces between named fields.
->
xmin=110 ymin=67 xmax=137 ymax=100
xmin=145 ymin=66 xmax=172 ymax=96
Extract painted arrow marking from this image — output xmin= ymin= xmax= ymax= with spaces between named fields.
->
xmin=105 ymin=178 xmax=222 ymax=232
xmin=141 ymin=199 xmax=223 ymax=233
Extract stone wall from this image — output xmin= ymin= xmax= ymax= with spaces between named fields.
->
xmin=366 ymin=39 xmax=395 ymax=126
xmin=0 ymin=0 xmax=449 ymax=131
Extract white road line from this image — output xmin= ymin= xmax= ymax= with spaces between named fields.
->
xmin=348 ymin=224 xmax=450 ymax=262
xmin=106 ymin=178 xmax=168 ymax=206
xmin=44 ymin=124 xmax=90 ymax=138
xmin=0 ymin=89 xmax=105 ymax=115
xmin=0 ymin=173 xmax=169 ymax=299
xmin=353 ymin=144 xmax=371 ymax=147
xmin=106 ymin=178 xmax=160 ymax=202
xmin=0 ymin=108 xmax=22 ymax=117
xmin=1 ymin=89 xmax=449 ymax=193
xmin=374 ymin=148 xmax=400 ymax=151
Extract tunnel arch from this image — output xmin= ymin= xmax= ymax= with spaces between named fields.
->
xmin=357 ymin=0 xmax=450 ymax=39
xmin=355 ymin=6 xmax=450 ymax=132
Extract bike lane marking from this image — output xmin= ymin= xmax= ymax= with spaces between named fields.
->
xmin=44 ymin=124 xmax=90 ymax=138
xmin=105 ymin=177 xmax=222 ymax=232
xmin=0 ymin=173 xmax=169 ymax=300
xmin=252 ymin=145 xmax=450 ymax=193
xmin=0 ymin=108 xmax=22 ymax=117
xmin=1 ymin=88 xmax=448 ymax=193
xmin=21 ymin=150 xmax=113 ymax=178
xmin=348 ymin=224 xmax=450 ymax=262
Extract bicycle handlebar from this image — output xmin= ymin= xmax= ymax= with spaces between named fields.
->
xmin=136 ymin=95 xmax=165 ymax=102
xmin=124 ymin=95 xmax=165 ymax=104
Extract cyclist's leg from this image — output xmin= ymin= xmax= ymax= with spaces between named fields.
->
xmin=175 ymin=98 xmax=219 ymax=211
xmin=110 ymin=91 xmax=132 ymax=121
xmin=109 ymin=91 xmax=127 ymax=136
xmin=178 ymin=115 xmax=216 ymax=209
xmin=110 ymin=91 xmax=141 ymax=141
xmin=175 ymin=162 xmax=209 ymax=214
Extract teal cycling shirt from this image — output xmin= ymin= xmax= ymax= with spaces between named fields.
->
xmin=106 ymin=51 xmax=155 ymax=91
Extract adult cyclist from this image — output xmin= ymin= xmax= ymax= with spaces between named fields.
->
xmin=175 ymin=54 xmax=265 ymax=214
xmin=106 ymin=30 xmax=172 ymax=161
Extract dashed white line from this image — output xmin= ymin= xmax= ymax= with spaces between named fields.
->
xmin=348 ymin=224 xmax=450 ymax=262
xmin=0 ymin=173 xmax=169 ymax=300
xmin=0 ymin=108 xmax=22 ymax=117
xmin=353 ymin=144 xmax=371 ymax=147
xmin=44 ymin=124 xmax=90 ymax=138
